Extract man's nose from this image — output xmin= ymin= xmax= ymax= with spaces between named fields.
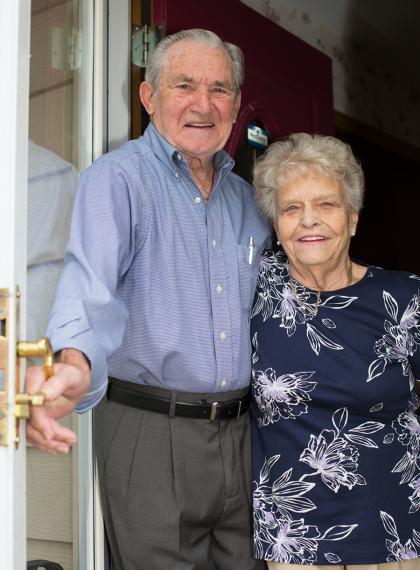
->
xmin=191 ymin=88 xmax=212 ymax=113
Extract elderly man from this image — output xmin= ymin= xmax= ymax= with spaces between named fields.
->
xmin=26 ymin=29 xmax=271 ymax=569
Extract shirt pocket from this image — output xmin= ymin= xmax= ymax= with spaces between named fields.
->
xmin=236 ymin=243 xmax=263 ymax=316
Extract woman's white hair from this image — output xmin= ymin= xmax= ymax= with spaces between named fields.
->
xmin=253 ymin=133 xmax=365 ymax=221
xmin=145 ymin=28 xmax=244 ymax=93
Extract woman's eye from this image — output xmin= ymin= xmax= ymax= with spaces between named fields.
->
xmin=321 ymin=201 xmax=334 ymax=207
xmin=177 ymin=84 xmax=190 ymax=90
xmin=284 ymin=205 xmax=298 ymax=213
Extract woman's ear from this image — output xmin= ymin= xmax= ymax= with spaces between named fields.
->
xmin=350 ymin=211 xmax=359 ymax=237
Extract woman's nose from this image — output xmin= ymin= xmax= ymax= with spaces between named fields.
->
xmin=300 ymin=205 xmax=320 ymax=226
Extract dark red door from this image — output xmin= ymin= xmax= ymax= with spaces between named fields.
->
xmin=152 ymin=0 xmax=334 ymax=161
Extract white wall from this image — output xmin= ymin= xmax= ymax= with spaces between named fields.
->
xmin=241 ymin=0 xmax=420 ymax=148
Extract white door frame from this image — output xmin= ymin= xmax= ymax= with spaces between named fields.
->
xmin=78 ymin=0 xmax=133 ymax=567
xmin=0 ymin=1 xmax=31 ymax=569
xmin=84 ymin=4 xmax=132 ymax=569
xmin=77 ymin=1 xmax=110 ymax=569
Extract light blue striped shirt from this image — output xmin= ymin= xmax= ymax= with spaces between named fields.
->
xmin=47 ymin=123 xmax=271 ymax=412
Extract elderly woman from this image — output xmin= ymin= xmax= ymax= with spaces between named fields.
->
xmin=250 ymin=133 xmax=420 ymax=570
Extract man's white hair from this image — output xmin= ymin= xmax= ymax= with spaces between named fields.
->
xmin=145 ymin=28 xmax=244 ymax=93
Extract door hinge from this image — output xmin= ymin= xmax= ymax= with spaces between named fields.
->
xmin=132 ymin=24 xmax=161 ymax=68
xmin=51 ymin=26 xmax=82 ymax=71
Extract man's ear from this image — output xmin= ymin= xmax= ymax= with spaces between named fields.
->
xmin=139 ymin=81 xmax=154 ymax=115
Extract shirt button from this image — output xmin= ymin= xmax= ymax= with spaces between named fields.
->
xmin=175 ymin=172 xmax=179 ymax=178
xmin=176 ymin=152 xmax=182 ymax=161
xmin=219 ymin=331 xmax=226 ymax=341
xmin=194 ymin=196 xmax=201 ymax=204
xmin=212 ymin=239 xmax=217 ymax=248
xmin=221 ymin=379 xmax=227 ymax=388
xmin=216 ymin=284 xmax=223 ymax=294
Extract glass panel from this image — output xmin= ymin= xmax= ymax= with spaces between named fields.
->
xmin=27 ymin=1 xmax=92 ymax=568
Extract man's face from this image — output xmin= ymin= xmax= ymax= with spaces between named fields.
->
xmin=140 ymin=40 xmax=241 ymax=163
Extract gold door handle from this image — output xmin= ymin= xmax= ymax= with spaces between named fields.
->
xmin=15 ymin=337 xmax=54 ymax=420
xmin=17 ymin=337 xmax=54 ymax=378
xmin=15 ymin=392 xmax=45 ymax=419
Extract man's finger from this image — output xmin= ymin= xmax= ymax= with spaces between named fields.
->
xmin=28 ymin=406 xmax=77 ymax=443
xmin=27 ymin=418 xmax=77 ymax=451
xmin=41 ymin=362 xmax=89 ymax=402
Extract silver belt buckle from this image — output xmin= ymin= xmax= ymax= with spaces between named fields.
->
xmin=209 ymin=401 xmax=219 ymax=422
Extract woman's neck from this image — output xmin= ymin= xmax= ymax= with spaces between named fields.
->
xmin=289 ymin=258 xmax=353 ymax=292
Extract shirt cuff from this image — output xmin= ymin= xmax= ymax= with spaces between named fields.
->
xmin=48 ymin=319 xmax=109 ymax=412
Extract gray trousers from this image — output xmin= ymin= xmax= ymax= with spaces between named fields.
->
xmin=94 ymin=386 xmax=265 ymax=570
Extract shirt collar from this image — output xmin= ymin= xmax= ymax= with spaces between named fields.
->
xmin=142 ymin=121 xmax=235 ymax=177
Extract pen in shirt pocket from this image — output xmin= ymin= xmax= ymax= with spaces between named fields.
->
xmin=248 ymin=236 xmax=255 ymax=264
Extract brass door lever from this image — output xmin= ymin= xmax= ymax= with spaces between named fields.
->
xmin=15 ymin=337 xmax=54 ymax=419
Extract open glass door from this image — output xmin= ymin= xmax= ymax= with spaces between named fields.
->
xmin=0 ymin=1 xmax=105 ymax=568
xmin=27 ymin=1 xmax=105 ymax=569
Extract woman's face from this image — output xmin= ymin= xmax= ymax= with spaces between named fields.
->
xmin=274 ymin=172 xmax=358 ymax=273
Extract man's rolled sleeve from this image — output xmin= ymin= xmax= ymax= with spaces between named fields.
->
xmin=46 ymin=159 xmax=139 ymax=412
xmin=47 ymin=304 xmax=110 ymax=411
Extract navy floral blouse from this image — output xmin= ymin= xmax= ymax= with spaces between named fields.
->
xmin=250 ymin=250 xmax=420 ymax=565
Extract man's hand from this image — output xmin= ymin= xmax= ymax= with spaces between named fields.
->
xmin=25 ymin=348 xmax=91 ymax=454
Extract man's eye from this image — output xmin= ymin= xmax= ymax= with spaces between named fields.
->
xmin=320 ymin=201 xmax=334 ymax=207
xmin=177 ymin=84 xmax=191 ymax=90
xmin=212 ymin=87 xmax=228 ymax=94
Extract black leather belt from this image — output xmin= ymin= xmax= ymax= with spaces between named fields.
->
xmin=107 ymin=378 xmax=251 ymax=421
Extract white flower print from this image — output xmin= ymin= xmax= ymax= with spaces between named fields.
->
xmin=392 ymin=449 xmax=418 ymax=486
xmin=252 ymin=331 xmax=260 ymax=366
xmin=300 ymin=431 xmax=365 ymax=493
xmin=253 ymin=455 xmax=316 ymax=559
xmin=383 ymin=433 xmax=395 ymax=444
xmin=252 ymin=252 xmax=289 ymax=324
xmin=393 ymin=408 xmax=420 ymax=449
xmin=252 ymin=264 xmax=420 ymax=562
xmin=253 ymin=454 xmax=357 ymax=563
xmin=408 ymin=474 xmax=420 ymax=514
xmin=322 ymin=318 xmax=336 ymax=329
xmin=306 ymin=323 xmax=343 ymax=355
xmin=299 ymin=408 xmax=384 ymax=492
xmin=253 ymin=455 xmax=316 ymax=522
xmin=367 ymin=290 xmax=420 ymax=383
xmin=391 ymin=404 xmax=420 ymax=511
xmin=263 ymin=515 xmax=319 ymax=563
xmin=272 ymin=283 xmax=305 ymax=337
xmin=324 ymin=552 xmax=342 ymax=563
xmin=252 ymin=251 xmax=357 ymax=355
xmin=380 ymin=511 xmax=420 ymax=561
xmin=270 ymin=467 xmax=318 ymax=518
xmin=253 ymin=368 xmax=317 ymax=426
